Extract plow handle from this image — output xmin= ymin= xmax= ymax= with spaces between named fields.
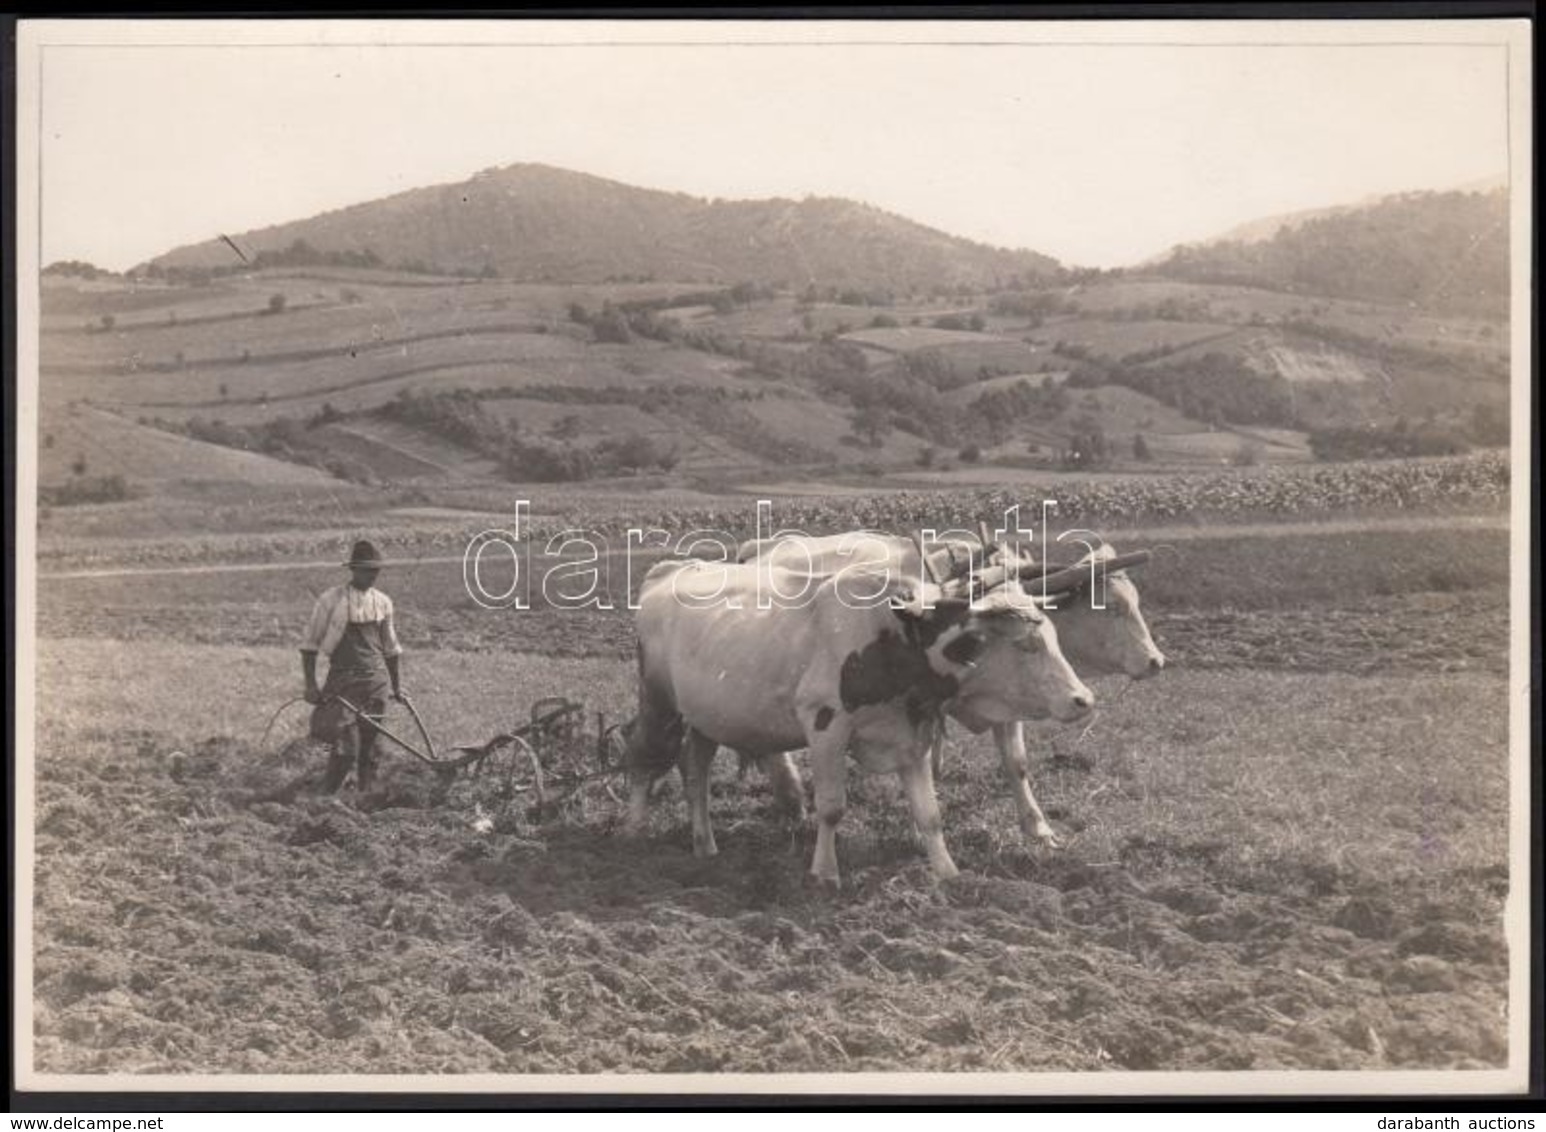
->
xmin=328 ymin=694 xmax=439 ymax=767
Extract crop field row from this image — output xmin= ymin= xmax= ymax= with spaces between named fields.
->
xmin=319 ymin=418 xmax=506 ymax=479
xmin=31 ymin=454 xmax=1510 ymax=572
xmin=40 ymin=276 xmax=740 ymax=388
xmin=1026 ymin=318 xmax=1236 ymax=360
xmin=739 ymin=393 xmax=939 ymax=465
xmin=43 ymin=292 xmax=375 ymax=364
xmin=41 ymin=274 xmax=714 ymax=340
xmin=41 ymin=273 xmax=533 ymax=332
xmin=41 ymin=307 xmax=579 ymax=375
xmin=472 ymin=401 xmax=765 ymax=474
xmin=921 ymin=339 xmax=1048 ymax=375
xmin=55 ymin=345 xmax=754 ymax=428
xmin=714 ymin=454 xmax=1508 ymax=532
xmin=42 ymin=281 xmax=253 ymax=329
xmin=47 ymin=331 xmax=587 ymax=407
xmin=840 ymin=326 xmax=1021 ymax=352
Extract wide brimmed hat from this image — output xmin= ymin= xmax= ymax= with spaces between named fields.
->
xmin=344 ymin=540 xmax=389 ymax=568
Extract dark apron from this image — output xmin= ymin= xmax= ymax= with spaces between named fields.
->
xmin=310 ymin=620 xmax=392 ymax=741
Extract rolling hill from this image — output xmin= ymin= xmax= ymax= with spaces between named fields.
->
xmin=144 ymin=164 xmax=1061 ymax=293
xmin=1150 ymin=188 xmax=1509 ymax=318
xmin=1186 ymin=176 xmax=1509 ymax=249
xmin=37 ymin=170 xmax=1511 ymax=506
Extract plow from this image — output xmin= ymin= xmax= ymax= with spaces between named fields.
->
xmin=262 ymin=693 xmax=632 ymax=814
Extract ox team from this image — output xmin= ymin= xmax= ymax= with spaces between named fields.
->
xmin=298 ymin=528 xmax=1162 ymax=885
xmin=623 ymin=529 xmax=1162 ymax=885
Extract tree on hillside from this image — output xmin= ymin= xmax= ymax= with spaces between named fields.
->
xmin=590 ymin=303 xmax=633 ymax=343
xmin=850 ymin=404 xmax=893 ymax=448
xmin=1063 ymin=421 xmax=1111 ymax=469
xmin=1132 ymin=432 xmax=1153 ymax=461
xmin=44 ymin=260 xmax=110 ymax=279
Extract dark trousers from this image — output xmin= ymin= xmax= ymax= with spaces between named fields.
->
xmin=311 ymin=622 xmax=392 ymax=793
xmin=319 ymin=715 xmax=383 ymax=793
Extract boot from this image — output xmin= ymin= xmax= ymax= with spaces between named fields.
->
xmin=321 ymin=746 xmax=351 ymax=793
xmin=356 ymin=735 xmax=379 ymax=794
xmin=321 ymin=727 xmax=358 ymax=793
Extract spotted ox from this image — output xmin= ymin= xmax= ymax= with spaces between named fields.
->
xmin=624 ymin=556 xmax=1093 ymax=884
xmin=737 ymin=531 xmax=1164 ymax=847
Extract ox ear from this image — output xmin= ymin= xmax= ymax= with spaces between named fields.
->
xmin=887 ymin=580 xmax=946 ymax=617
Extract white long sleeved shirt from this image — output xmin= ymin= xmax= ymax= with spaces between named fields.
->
xmin=300 ymin=584 xmax=404 ymax=659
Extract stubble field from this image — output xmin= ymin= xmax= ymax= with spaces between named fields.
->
xmin=26 ymin=513 xmax=1518 ymax=1080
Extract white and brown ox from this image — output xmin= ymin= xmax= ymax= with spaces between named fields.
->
xmin=735 ymin=531 xmax=1163 ymax=847
xmin=624 ymin=555 xmax=1094 ymax=884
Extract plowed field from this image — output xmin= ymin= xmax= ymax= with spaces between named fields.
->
xmin=29 ymin=598 xmax=1512 ymax=1076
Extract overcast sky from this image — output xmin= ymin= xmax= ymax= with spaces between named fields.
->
xmin=28 ymin=21 xmax=1518 ymax=272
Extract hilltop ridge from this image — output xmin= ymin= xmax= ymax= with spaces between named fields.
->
xmin=146 ymin=163 xmax=1062 ymax=292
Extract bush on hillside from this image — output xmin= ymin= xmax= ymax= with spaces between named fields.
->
xmin=40 ymin=474 xmax=137 ymax=507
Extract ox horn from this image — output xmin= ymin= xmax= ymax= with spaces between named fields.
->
xmin=1101 ymin=549 xmax=1154 ymax=575
xmin=1031 ymin=550 xmax=1154 ymax=595
xmin=942 ymin=559 xmax=1019 ymax=600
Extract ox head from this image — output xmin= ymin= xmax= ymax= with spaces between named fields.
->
xmin=1021 ymin=542 xmax=1165 ymax=679
xmin=882 ymin=548 xmax=1095 ymax=726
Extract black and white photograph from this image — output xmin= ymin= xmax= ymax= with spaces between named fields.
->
xmin=12 ymin=17 xmax=1533 ymax=1097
